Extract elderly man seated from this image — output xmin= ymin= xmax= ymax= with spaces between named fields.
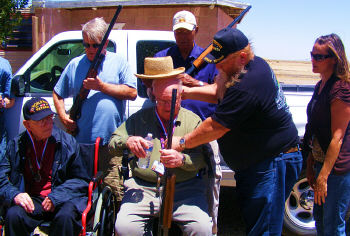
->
xmin=0 ymin=97 xmax=90 ymax=236
xmin=109 ymin=56 xmax=212 ymax=236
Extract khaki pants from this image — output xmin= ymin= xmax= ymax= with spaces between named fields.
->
xmin=98 ymin=145 xmax=124 ymax=202
xmin=206 ymin=141 xmax=222 ymax=235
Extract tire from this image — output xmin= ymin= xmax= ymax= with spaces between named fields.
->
xmin=98 ymin=187 xmax=116 ymax=236
xmin=283 ymin=171 xmax=316 ymax=235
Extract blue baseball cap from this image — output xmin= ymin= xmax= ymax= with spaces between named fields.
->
xmin=204 ymin=28 xmax=249 ymax=64
xmin=23 ymin=97 xmax=54 ymax=121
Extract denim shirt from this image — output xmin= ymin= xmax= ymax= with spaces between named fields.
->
xmin=0 ymin=57 xmax=12 ymax=99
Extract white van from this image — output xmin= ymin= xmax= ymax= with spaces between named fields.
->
xmin=6 ymin=30 xmax=176 ymax=140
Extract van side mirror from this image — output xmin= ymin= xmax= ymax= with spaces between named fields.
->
xmin=11 ymin=75 xmax=26 ymax=97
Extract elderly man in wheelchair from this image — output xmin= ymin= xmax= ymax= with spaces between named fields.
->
xmin=0 ymin=97 xmax=90 ymax=236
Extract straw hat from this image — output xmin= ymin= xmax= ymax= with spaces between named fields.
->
xmin=135 ymin=56 xmax=185 ymax=79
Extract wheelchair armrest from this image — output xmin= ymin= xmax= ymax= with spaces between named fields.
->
xmin=92 ymin=171 xmax=107 ymax=185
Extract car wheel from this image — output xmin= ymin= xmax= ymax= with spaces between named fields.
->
xmin=283 ymin=171 xmax=316 ymax=235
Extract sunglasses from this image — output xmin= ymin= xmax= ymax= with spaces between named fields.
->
xmin=310 ymin=52 xmax=333 ymax=61
xmin=83 ymin=42 xmax=101 ymax=48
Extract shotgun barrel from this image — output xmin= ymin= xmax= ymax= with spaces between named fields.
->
xmin=185 ymin=5 xmax=251 ymax=76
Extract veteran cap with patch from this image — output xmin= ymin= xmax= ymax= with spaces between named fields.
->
xmin=204 ymin=28 xmax=249 ymax=64
xmin=23 ymin=97 xmax=54 ymax=121
xmin=173 ymin=10 xmax=197 ymax=31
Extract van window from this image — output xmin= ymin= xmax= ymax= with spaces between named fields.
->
xmin=136 ymin=40 xmax=176 ymax=98
xmin=29 ymin=40 xmax=116 ymax=93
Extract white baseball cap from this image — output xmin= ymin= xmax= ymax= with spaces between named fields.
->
xmin=172 ymin=10 xmax=197 ymax=31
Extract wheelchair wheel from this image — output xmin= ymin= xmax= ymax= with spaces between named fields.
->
xmin=96 ymin=186 xmax=117 ymax=236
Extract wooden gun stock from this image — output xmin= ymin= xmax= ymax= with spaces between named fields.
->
xmin=162 ymin=174 xmax=176 ymax=229
xmin=185 ymin=5 xmax=251 ymax=76
xmin=68 ymin=5 xmax=122 ymax=135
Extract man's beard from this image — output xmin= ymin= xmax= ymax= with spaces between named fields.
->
xmin=216 ymin=67 xmax=247 ymax=101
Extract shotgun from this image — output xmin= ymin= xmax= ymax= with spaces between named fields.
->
xmin=69 ymin=5 xmax=122 ymax=135
xmin=158 ymin=88 xmax=177 ymax=236
xmin=186 ymin=5 xmax=251 ymax=76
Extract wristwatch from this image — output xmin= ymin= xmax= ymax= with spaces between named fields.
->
xmin=179 ymin=136 xmax=186 ymax=149
xmin=198 ymin=81 xmax=204 ymax=87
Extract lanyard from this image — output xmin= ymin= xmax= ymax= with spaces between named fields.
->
xmin=155 ymin=109 xmax=177 ymax=149
xmin=26 ymin=130 xmax=48 ymax=170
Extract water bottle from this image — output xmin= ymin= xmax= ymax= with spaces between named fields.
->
xmin=138 ymin=133 xmax=153 ymax=169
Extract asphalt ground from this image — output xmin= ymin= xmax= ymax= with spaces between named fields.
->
xmin=217 ymin=186 xmax=246 ymax=236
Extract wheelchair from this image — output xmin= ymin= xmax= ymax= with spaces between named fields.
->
xmin=0 ymin=137 xmax=117 ymax=236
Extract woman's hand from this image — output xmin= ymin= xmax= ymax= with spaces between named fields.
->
xmin=313 ymin=174 xmax=328 ymax=205
xmin=306 ymin=153 xmax=316 ymax=189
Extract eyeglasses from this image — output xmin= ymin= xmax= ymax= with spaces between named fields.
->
xmin=156 ymin=100 xmax=172 ymax=106
xmin=83 ymin=42 xmax=101 ymax=48
xmin=33 ymin=114 xmax=54 ymax=126
xmin=156 ymin=99 xmax=180 ymax=106
xmin=310 ymin=52 xmax=333 ymax=61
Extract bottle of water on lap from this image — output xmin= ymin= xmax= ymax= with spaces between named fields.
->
xmin=138 ymin=133 xmax=153 ymax=169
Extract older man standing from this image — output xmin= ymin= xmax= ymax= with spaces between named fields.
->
xmin=110 ymin=56 xmax=212 ymax=235
xmin=172 ymin=28 xmax=303 ymax=235
xmin=53 ymin=17 xmax=137 ymax=206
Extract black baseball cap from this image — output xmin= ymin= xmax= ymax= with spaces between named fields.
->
xmin=23 ymin=97 xmax=54 ymax=121
xmin=204 ymin=28 xmax=249 ymax=64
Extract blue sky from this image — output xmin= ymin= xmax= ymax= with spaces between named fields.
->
xmin=238 ymin=0 xmax=350 ymax=61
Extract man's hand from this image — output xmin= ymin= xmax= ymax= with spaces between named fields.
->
xmin=0 ymin=95 xmax=4 ymax=108
xmin=126 ymin=136 xmax=151 ymax=159
xmin=177 ymin=74 xmax=205 ymax=87
xmin=60 ymin=113 xmax=77 ymax=133
xmin=14 ymin=193 xmax=35 ymax=213
xmin=159 ymin=149 xmax=184 ymax=168
xmin=83 ymin=75 xmax=104 ymax=91
xmin=42 ymin=197 xmax=55 ymax=212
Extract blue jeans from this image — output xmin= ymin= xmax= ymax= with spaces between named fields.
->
xmin=235 ymin=150 xmax=302 ymax=236
xmin=0 ymin=113 xmax=7 ymax=160
xmin=314 ymin=162 xmax=350 ymax=236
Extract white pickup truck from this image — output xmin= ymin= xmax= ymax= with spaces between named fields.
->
xmin=6 ymin=30 xmax=315 ymax=235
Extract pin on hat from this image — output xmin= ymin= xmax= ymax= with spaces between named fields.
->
xmin=135 ymin=56 xmax=185 ymax=79
xmin=173 ymin=10 xmax=197 ymax=31
xmin=23 ymin=97 xmax=54 ymax=121
xmin=204 ymin=28 xmax=249 ymax=64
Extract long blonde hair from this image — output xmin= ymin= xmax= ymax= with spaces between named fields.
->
xmin=315 ymin=34 xmax=350 ymax=82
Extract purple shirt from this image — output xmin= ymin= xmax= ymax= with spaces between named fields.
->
xmin=307 ymin=75 xmax=350 ymax=174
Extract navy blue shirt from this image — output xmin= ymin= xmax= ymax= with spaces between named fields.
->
xmin=155 ymin=44 xmax=218 ymax=120
xmin=213 ymin=56 xmax=299 ymax=171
